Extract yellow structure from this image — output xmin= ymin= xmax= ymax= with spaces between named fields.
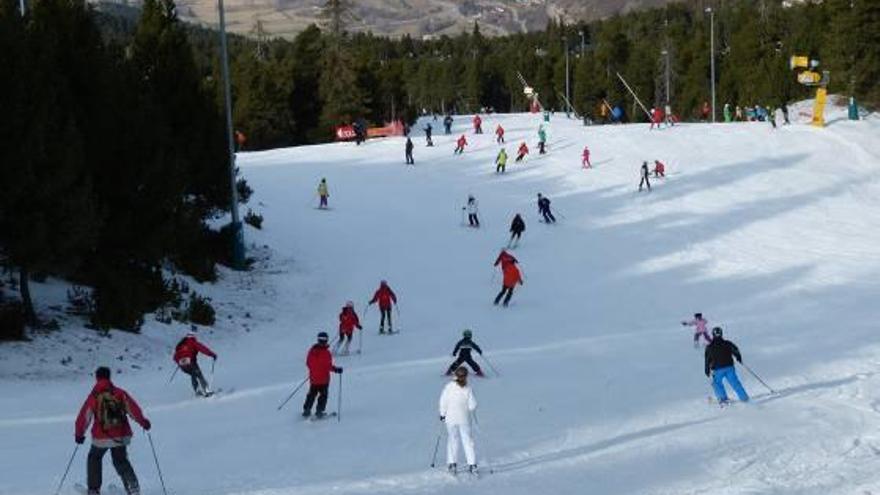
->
xmin=790 ymin=55 xmax=830 ymax=128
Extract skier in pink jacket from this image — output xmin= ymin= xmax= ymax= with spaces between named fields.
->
xmin=681 ymin=313 xmax=712 ymax=347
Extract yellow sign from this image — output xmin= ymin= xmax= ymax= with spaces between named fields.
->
xmin=812 ymin=88 xmax=827 ymax=127
xmin=790 ymin=55 xmax=810 ymax=70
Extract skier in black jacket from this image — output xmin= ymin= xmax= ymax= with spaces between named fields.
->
xmin=405 ymin=137 xmax=415 ymax=165
xmin=704 ymin=327 xmax=749 ymax=404
xmin=445 ymin=329 xmax=484 ymax=377
xmin=639 ymin=161 xmax=651 ymax=192
xmin=537 ymin=193 xmax=556 ymax=223
xmin=509 ymin=214 xmax=525 ymax=247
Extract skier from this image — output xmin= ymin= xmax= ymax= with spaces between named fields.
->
xmin=769 ymin=106 xmax=777 ymax=129
xmin=537 ymin=193 xmax=556 ymax=223
xmin=472 ymin=115 xmax=483 ymax=134
xmin=705 ymin=327 xmax=749 ymax=404
xmin=454 ymin=134 xmax=468 ymax=155
xmin=405 ymin=137 xmax=415 ymax=165
xmin=701 ymin=101 xmax=711 ymax=122
xmin=75 ymin=367 xmax=151 ymax=495
xmin=582 ymin=146 xmax=591 ymax=168
xmin=464 ymin=195 xmax=480 ymax=228
xmin=494 ymin=260 xmax=523 ymax=307
xmin=682 ymin=312 xmax=712 ymax=347
xmin=735 ymin=105 xmax=743 ymax=121
xmin=515 ymin=142 xmax=529 ymax=162
xmin=653 ymin=160 xmax=666 ymax=178
xmin=650 ymin=107 xmax=663 ymax=130
xmin=723 ymin=103 xmax=732 ymax=123
xmin=508 ymin=214 xmax=525 ymax=247
xmin=317 ymin=178 xmax=329 ymax=209
xmin=368 ymin=280 xmax=398 ymax=334
xmin=173 ymin=332 xmax=217 ymax=397
xmin=439 ymin=366 xmax=478 ymax=474
xmin=495 ymin=148 xmax=508 ymax=173
xmin=303 ymin=332 xmax=343 ymax=418
xmin=495 ymin=124 xmax=505 ymax=144
xmin=334 ymin=301 xmax=362 ymax=355
xmin=664 ymin=104 xmax=675 ymax=126
xmin=638 ymin=161 xmax=651 ymax=192
xmin=423 ymin=122 xmax=434 ymax=146
xmin=444 ymin=114 xmax=453 ymax=135
xmin=781 ymin=102 xmax=790 ymax=125
xmin=537 ymin=125 xmax=547 ymax=154
xmin=494 ymin=249 xmax=518 ymax=269
xmin=445 ymin=330 xmax=484 ymax=376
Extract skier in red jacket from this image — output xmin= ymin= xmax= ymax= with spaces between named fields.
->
xmin=303 ymin=332 xmax=342 ymax=418
xmin=334 ymin=301 xmax=362 ymax=355
xmin=653 ymin=160 xmax=666 ymax=178
xmin=515 ymin=142 xmax=529 ymax=162
xmin=173 ymin=332 xmax=217 ymax=396
xmin=582 ymin=146 xmax=591 ymax=168
xmin=495 ymin=124 xmax=505 ymax=143
xmin=494 ymin=249 xmax=518 ymax=270
xmin=75 ymin=367 xmax=151 ymax=495
xmin=368 ymin=280 xmax=398 ymax=334
xmin=473 ymin=115 xmax=483 ymax=134
xmin=494 ymin=261 xmax=523 ymax=307
xmin=454 ymin=134 xmax=468 ymax=154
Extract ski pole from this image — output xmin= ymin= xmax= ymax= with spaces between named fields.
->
xmin=337 ymin=372 xmax=343 ymax=422
xmin=358 ymin=327 xmax=363 ymax=355
xmin=211 ymin=358 xmax=216 ymax=375
xmin=146 ymin=432 xmax=169 ymax=495
xmin=740 ymin=362 xmax=776 ymax=394
xmin=54 ymin=444 xmax=79 ymax=495
xmin=429 ymin=431 xmax=442 ymax=468
xmin=277 ymin=377 xmax=309 ymax=411
xmin=480 ymin=354 xmax=501 ymax=377
xmin=166 ymin=367 xmax=178 ymax=385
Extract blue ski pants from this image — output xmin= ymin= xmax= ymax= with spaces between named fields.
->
xmin=711 ymin=366 xmax=749 ymax=402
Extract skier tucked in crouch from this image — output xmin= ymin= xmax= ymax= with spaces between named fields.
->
xmin=705 ymin=327 xmax=749 ymax=404
xmin=439 ymin=366 xmax=479 ymax=474
xmin=368 ymin=280 xmax=398 ymax=334
xmin=405 ymin=137 xmax=414 ymax=165
xmin=75 ymin=367 xmax=151 ymax=495
xmin=464 ymin=195 xmax=480 ymax=228
xmin=495 ymin=124 xmax=505 ymax=144
xmin=582 ymin=146 xmax=591 ymax=168
xmin=495 ymin=148 xmax=508 ymax=173
xmin=446 ymin=329 xmax=484 ymax=376
xmin=454 ymin=135 xmax=468 ymax=154
xmin=317 ymin=178 xmax=329 ymax=208
xmin=682 ymin=312 xmax=712 ymax=347
xmin=653 ymin=160 xmax=666 ymax=178
xmin=638 ymin=161 xmax=651 ymax=192
xmin=509 ymin=214 xmax=525 ymax=247
xmin=303 ymin=332 xmax=342 ymax=418
xmin=537 ymin=193 xmax=556 ymax=223
xmin=494 ymin=260 xmax=523 ymax=307
xmin=334 ymin=301 xmax=362 ymax=355
xmin=515 ymin=142 xmax=529 ymax=162
xmin=173 ymin=332 xmax=217 ymax=396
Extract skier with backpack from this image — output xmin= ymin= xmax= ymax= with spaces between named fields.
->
xmin=537 ymin=193 xmax=556 ymax=223
xmin=405 ymin=137 xmax=415 ymax=165
xmin=494 ymin=260 xmax=523 ymax=307
xmin=454 ymin=135 xmax=468 ymax=155
xmin=464 ymin=195 xmax=480 ymax=228
xmin=445 ymin=329 xmax=484 ymax=377
xmin=334 ymin=301 xmax=362 ymax=355
xmin=368 ymin=280 xmax=398 ymax=334
xmin=317 ymin=178 xmax=329 ymax=208
xmin=495 ymin=148 xmax=508 ymax=173
xmin=75 ymin=366 xmax=151 ymax=495
xmin=439 ymin=366 xmax=479 ymax=475
xmin=638 ymin=162 xmax=651 ymax=192
xmin=515 ymin=142 xmax=529 ymax=162
xmin=682 ymin=312 xmax=712 ymax=348
xmin=303 ymin=332 xmax=343 ymax=418
xmin=173 ymin=332 xmax=217 ymax=397
xmin=705 ymin=327 xmax=749 ymax=405
xmin=508 ymin=214 xmax=525 ymax=247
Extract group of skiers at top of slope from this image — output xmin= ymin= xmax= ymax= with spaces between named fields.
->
xmin=722 ymin=102 xmax=791 ymax=127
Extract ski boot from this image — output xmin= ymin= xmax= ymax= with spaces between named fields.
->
xmin=302 ymin=410 xmax=311 ymax=418
xmin=315 ymin=411 xmax=327 ymax=419
xmin=379 ymin=326 xmax=385 ymax=335
xmin=468 ymin=464 xmax=478 ymax=475
xmin=475 ymin=370 xmax=485 ymax=377
xmin=447 ymin=463 xmax=457 ymax=474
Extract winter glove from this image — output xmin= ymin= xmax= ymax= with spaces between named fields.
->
xmin=440 ymin=416 xmax=445 ymax=422
xmin=334 ymin=367 xmax=343 ymax=374
xmin=142 ymin=419 xmax=152 ymax=431
xmin=705 ymin=370 xmax=711 ymax=378
xmin=75 ymin=436 xmax=85 ymax=445
xmin=357 ymin=325 xmax=363 ymax=330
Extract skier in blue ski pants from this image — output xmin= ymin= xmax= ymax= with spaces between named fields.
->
xmin=711 ymin=366 xmax=749 ymax=402
xmin=704 ymin=327 xmax=749 ymax=403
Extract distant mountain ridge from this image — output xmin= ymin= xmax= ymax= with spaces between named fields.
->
xmin=96 ymin=0 xmax=678 ymax=39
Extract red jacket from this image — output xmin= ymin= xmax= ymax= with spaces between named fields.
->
xmin=457 ymin=135 xmax=468 ymax=148
xmin=496 ymin=125 xmax=504 ymax=136
xmin=502 ymin=263 xmax=523 ymax=288
xmin=370 ymin=283 xmax=397 ymax=310
xmin=582 ymin=147 xmax=590 ymax=158
xmin=654 ymin=161 xmax=665 ymax=174
xmin=173 ymin=336 xmax=216 ymax=367
xmin=518 ymin=143 xmax=529 ymax=155
xmin=338 ymin=307 xmax=362 ymax=334
xmin=473 ymin=116 xmax=482 ymax=128
xmin=75 ymin=379 xmax=148 ymax=442
xmin=306 ymin=344 xmax=336 ymax=386
xmin=494 ymin=250 xmax=518 ymax=269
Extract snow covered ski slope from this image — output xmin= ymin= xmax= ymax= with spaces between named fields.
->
xmin=3 ymin=106 xmax=880 ymax=495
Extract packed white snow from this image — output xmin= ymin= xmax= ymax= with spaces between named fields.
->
xmin=2 ymin=101 xmax=880 ymax=495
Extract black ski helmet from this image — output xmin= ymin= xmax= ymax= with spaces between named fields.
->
xmin=95 ymin=366 xmax=111 ymax=380
xmin=463 ymin=329 xmax=473 ymax=338
xmin=712 ymin=327 xmax=723 ymax=338
xmin=695 ymin=312 xmax=703 ymax=319
xmin=317 ymin=331 xmax=329 ymax=343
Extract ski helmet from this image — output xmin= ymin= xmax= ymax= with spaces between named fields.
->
xmin=95 ymin=366 xmax=111 ymax=380
xmin=317 ymin=331 xmax=329 ymax=343
xmin=712 ymin=327 xmax=723 ymax=338
xmin=380 ymin=279 xmax=387 ymax=286
xmin=345 ymin=301 xmax=354 ymax=308
xmin=463 ymin=329 xmax=473 ymax=338
xmin=454 ymin=366 xmax=469 ymax=378
xmin=695 ymin=312 xmax=703 ymax=319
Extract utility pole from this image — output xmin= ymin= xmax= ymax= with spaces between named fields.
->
xmin=706 ymin=7 xmax=716 ymax=123
xmin=218 ymin=0 xmax=246 ymax=269
xmin=661 ymin=50 xmax=670 ymax=106
xmin=564 ymin=35 xmax=570 ymax=118
xmin=579 ymin=29 xmax=585 ymax=56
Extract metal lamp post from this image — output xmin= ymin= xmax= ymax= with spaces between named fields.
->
xmin=564 ymin=35 xmax=570 ymax=118
xmin=706 ymin=7 xmax=716 ymax=123
xmin=218 ymin=0 xmax=246 ymax=269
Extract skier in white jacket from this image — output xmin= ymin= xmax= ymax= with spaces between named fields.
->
xmin=438 ymin=366 xmax=478 ymax=474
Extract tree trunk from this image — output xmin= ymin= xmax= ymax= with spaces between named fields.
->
xmin=19 ymin=265 xmax=37 ymax=326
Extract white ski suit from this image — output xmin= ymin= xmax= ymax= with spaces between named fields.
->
xmin=466 ymin=199 xmax=479 ymax=215
xmin=439 ymin=380 xmax=478 ymax=466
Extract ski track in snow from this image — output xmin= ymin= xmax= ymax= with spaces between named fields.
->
xmin=2 ymin=104 xmax=880 ymax=495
